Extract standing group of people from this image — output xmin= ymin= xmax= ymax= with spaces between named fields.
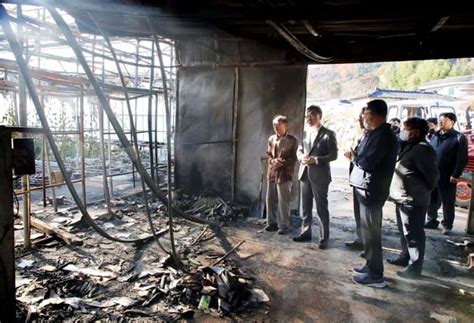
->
xmin=265 ymin=106 xmax=337 ymax=250
xmin=264 ymin=99 xmax=468 ymax=289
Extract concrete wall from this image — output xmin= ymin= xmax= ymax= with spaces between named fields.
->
xmin=175 ymin=36 xmax=306 ymax=205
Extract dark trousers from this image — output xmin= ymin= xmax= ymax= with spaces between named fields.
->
xmin=427 ymin=179 xmax=456 ymax=229
xmin=395 ymin=203 xmax=427 ymax=273
xmin=300 ymin=173 xmax=330 ymax=242
xmin=355 ymin=188 xmax=384 ymax=279
xmin=353 ymin=186 xmax=362 ymax=241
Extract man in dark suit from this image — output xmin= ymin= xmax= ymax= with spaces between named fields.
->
xmin=293 ymin=105 xmax=338 ymax=249
xmin=425 ymin=112 xmax=468 ymax=234
xmin=351 ymin=99 xmax=399 ymax=288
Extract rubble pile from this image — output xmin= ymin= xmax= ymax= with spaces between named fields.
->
xmin=14 ymin=194 xmax=269 ymax=321
xmin=177 ymin=195 xmax=248 ymax=222
xmin=15 ymin=250 xmax=268 ymax=321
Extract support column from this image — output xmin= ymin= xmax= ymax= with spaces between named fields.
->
xmin=18 ymin=4 xmax=31 ymax=249
xmin=467 ymin=172 xmax=474 ymax=234
xmin=0 ymin=126 xmax=15 ymax=323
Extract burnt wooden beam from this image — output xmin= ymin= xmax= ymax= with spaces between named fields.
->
xmin=30 ymin=217 xmax=83 ymax=246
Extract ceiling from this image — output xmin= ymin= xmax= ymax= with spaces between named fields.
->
xmin=9 ymin=0 xmax=474 ymax=64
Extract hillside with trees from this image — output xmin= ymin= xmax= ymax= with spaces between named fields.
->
xmin=307 ymin=58 xmax=474 ymax=101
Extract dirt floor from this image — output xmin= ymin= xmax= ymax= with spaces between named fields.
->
xmin=226 ymin=160 xmax=474 ymax=322
xmin=14 ymin=159 xmax=474 ymax=322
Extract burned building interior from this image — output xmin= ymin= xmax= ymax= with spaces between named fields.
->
xmin=1 ymin=1 xmax=474 ymax=321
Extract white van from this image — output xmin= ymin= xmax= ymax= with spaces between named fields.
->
xmin=386 ymin=99 xmax=460 ymax=130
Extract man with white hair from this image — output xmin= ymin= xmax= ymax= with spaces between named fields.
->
xmin=265 ymin=115 xmax=298 ymax=235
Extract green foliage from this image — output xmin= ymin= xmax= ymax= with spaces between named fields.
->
xmin=308 ymin=59 xmax=473 ymax=100
xmin=380 ymin=59 xmax=472 ymax=90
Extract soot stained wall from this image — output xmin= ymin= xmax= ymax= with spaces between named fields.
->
xmin=176 ymin=37 xmax=306 ymax=204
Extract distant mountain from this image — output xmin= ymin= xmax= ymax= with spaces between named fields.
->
xmin=307 ymin=59 xmax=473 ymax=102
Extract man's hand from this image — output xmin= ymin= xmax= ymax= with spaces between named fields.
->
xmin=302 ymin=156 xmax=316 ymax=165
xmin=450 ymin=176 xmax=459 ymax=184
xmin=344 ymin=150 xmax=353 ymax=160
xmin=344 ymin=147 xmax=356 ymax=161
xmin=272 ymin=158 xmax=285 ymax=169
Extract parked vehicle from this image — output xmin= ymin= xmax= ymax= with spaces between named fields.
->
xmin=387 ymin=99 xmax=460 ymax=130
xmin=387 ymin=99 xmax=470 ymax=207
xmin=456 ymin=106 xmax=474 ymax=208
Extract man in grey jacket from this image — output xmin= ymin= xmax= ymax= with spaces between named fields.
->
xmin=388 ymin=118 xmax=439 ymax=278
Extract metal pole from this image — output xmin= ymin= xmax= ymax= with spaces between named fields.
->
xmin=47 ymin=7 xmax=207 ymax=225
xmin=154 ymin=93 xmax=159 ymax=167
xmin=0 ymin=6 xmax=163 ymax=244
xmin=0 ymin=126 xmax=15 ymax=323
xmin=107 ymin=99 xmax=113 ymax=195
xmin=231 ymin=67 xmax=239 ymax=202
xmin=80 ymin=86 xmax=86 ymax=205
xmin=174 ymin=66 xmax=180 ymax=188
xmin=45 ymin=140 xmax=57 ymax=212
xmin=18 ymin=4 xmax=31 ymax=249
xmin=148 ymin=42 xmax=155 ymax=180
xmin=153 ymin=36 xmax=180 ymax=263
xmin=42 ymin=134 xmax=46 ymax=207
xmin=132 ymin=39 xmax=140 ymax=188
xmin=99 ymin=97 xmax=112 ymax=214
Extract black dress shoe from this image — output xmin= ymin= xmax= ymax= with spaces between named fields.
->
xmin=359 ymin=251 xmax=366 ymax=258
xmin=345 ymin=240 xmax=364 ymax=250
xmin=397 ymin=267 xmax=421 ymax=279
xmin=386 ymin=257 xmax=409 ymax=267
xmin=265 ymin=225 xmax=278 ymax=232
xmin=318 ymin=241 xmax=328 ymax=249
xmin=293 ymin=234 xmax=311 ymax=242
xmin=424 ymin=220 xmax=439 ymax=229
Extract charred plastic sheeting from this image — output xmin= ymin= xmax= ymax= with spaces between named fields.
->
xmin=235 ymin=66 xmax=305 ymax=205
xmin=175 ymin=37 xmax=305 ymax=203
xmin=176 ymin=68 xmax=234 ymax=198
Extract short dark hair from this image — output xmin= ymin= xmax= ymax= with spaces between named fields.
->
xmin=389 ymin=118 xmax=401 ymax=123
xmin=306 ymin=105 xmax=322 ymax=118
xmin=366 ymin=99 xmax=387 ymax=118
xmin=426 ymin=117 xmax=438 ymax=125
xmin=440 ymin=112 xmax=457 ymax=123
xmin=273 ymin=115 xmax=288 ymax=124
xmin=404 ymin=117 xmax=429 ymax=140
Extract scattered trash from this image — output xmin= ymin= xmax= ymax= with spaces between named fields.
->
xmin=198 ymin=295 xmax=211 ymax=310
xmin=14 ymin=193 xmax=266 ymax=321
xmin=40 ymin=265 xmax=57 ymax=272
xmin=17 ymin=259 xmax=35 ymax=269
xmin=249 ymin=288 xmax=270 ymax=302
xmin=430 ymin=312 xmax=458 ymax=323
xmin=446 ymin=239 xmax=473 ymax=248
xmin=62 ymin=264 xmax=117 ymax=278
xmin=468 ymin=253 xmax=474 ymax=270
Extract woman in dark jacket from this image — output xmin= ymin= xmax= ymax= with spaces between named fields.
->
xmin=388 ymin=117 xmax=440 ymax=278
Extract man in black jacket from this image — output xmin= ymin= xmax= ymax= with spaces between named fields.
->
xmin=351 ymin=100 xmax=399 ymax=288
xmin=425 ymin=113 xmax=468 ymax=235
xmin=388 ymin=118 xmax=439 ymax=278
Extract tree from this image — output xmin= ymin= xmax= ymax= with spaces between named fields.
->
xmin=380 ymin=59 xmax=472 ymax=90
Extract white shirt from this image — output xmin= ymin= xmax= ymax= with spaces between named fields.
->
xmin=307 ymin=126 xmax=320 ymax=165
xmin=308 ymin=127 xmax=319 ymax=147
